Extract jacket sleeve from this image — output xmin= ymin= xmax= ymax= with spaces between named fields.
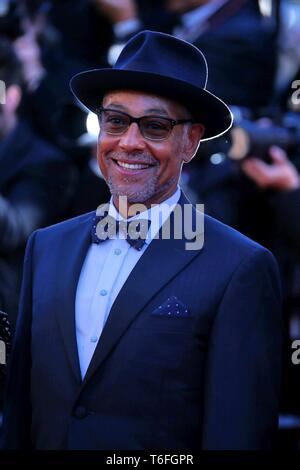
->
xmin=201 ymin=247 xmax=282 ymax=450
xmin=0 ymin=231 xmax=37 ymax=449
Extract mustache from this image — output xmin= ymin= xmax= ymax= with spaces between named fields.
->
xmin=107 ymin=151 xmax=158 ymax=166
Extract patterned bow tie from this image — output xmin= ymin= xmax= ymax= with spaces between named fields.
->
xmin=91 ymin=212 xmax=151 ymax=251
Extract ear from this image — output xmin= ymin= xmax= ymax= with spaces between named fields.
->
xmin=182 ymin=123 xmax=205 ymax=163
xmin=5 ymin=85 xmax=22 ymax=114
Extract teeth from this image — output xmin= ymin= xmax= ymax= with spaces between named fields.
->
xmin=117 ymin=161 xmax=149 ymax=170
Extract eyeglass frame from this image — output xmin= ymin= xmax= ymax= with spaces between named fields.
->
xmin=96 ymin=106 xmax=195 ymax=141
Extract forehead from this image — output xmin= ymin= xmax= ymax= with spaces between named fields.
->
xmin=102 ymin=90 xmax=189 ymax=117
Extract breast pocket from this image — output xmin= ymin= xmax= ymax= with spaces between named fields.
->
xmin=128 ymin=326 xmax=192 ymax=369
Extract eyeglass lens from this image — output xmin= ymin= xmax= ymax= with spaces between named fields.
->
xmin=99 ymin=110 xmax=173 ymax=140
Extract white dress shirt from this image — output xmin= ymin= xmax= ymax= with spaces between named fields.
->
xmin=75 ymin=187 xmax=181 ymax=378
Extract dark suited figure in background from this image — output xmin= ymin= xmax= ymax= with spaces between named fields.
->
xmin=242 ymin=144 xmax=300 ymax=444
xmin=0 ymin=38 xmax=75 ymax=329
xmin=99 ymin=0 xmax=277 ymax=107
xmin=1 ymin=31 xmax=282 ymax=450
xmin=166 ymin=0 xmax=277 ymax=107
xmin=47 ymin=0 xmax=114 ymax=70
xmin=164 ymin=0 xmax=278 ymax=224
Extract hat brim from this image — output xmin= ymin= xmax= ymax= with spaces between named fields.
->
xmin=70 ymin=69 xmax=233 ymax=141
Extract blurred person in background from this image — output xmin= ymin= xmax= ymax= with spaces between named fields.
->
xmin=47 ymin=0 xmax=114 ymax=69
xmin=166 ymin=0 xmax=277 ymax=107
xmin=97 ymin=0 xmax=277 ymax=106
xmin=241 ymin=140 xmax=300 ymax=448
xmin=0 ymin=1 xmax=113 ymax=153
xmin=0 ymin=37 xmax=75 ymax=331
xmin=238 ymin=1 xmax=300 ymax=447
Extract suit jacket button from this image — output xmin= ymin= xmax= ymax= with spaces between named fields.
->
xmin=73 ymin=405 xmax=88 ymax=419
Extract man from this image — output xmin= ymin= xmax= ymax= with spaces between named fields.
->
xmin=1 ymin=30 xmax=282 ymax=450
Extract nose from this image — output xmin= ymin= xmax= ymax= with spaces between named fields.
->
xmin=118 ymin=122 xmax=146 ymax=151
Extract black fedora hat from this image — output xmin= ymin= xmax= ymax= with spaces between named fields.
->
xmin=70 ymin=30 xmax=233 ymax=141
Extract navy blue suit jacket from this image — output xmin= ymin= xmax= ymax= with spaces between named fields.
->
xmin=1 ymin=194 xmax=282 ymax=449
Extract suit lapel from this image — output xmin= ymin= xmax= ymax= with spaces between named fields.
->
xmin=81 ymin=194 xmax=204 ymax=387
xmin=54 ymin=212 xmax=94 ymax=383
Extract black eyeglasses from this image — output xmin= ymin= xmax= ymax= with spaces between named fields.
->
xmin=96 ymin=107 xmax=194 ymax=141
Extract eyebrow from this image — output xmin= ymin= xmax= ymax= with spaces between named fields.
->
xmin=144 ymin=108 xmax=169 ymax=116
xmin=104 ymin=102 xmax=170 ymax=117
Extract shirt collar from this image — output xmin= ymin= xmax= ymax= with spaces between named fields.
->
xmin=108 ymin=186 xmax=181 ymax=245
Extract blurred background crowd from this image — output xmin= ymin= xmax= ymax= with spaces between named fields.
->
xmin=0 ymin=0 xmax=300 ymax=450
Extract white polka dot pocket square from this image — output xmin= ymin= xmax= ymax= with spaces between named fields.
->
xmin=151 ymin=296 xmax=190 ymax=318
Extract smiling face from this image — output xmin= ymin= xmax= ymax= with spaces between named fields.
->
xmin=97 ymin=90 xmax=204 ymax=212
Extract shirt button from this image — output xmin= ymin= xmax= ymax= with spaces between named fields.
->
xmin=90 ymin=336 xmax=98 ymax=343
xmin=100 ymin=289 xmax=108 ymax=296
xmin=114 ymin=248 xmax=122 ymax=255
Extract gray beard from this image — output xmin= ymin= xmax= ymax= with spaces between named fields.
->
xmin=107 ymin=175 xmax=158 ymax=203
xmin=107 ymin=175 xmax=176 ymax=204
